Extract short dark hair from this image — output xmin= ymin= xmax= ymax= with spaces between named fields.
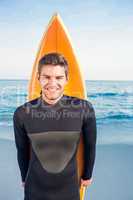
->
xmin=38 ymin=52 xmax=68 ymax=79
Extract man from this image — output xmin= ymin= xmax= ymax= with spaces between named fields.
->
xmin=13 ymin=53 xmax=97 ymax=200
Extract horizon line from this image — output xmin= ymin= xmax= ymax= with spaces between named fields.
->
xmin=0 ymin=78 xmax=132 ymax=82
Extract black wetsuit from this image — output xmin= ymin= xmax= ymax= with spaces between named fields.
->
xmin=13 ymin=94 xmax=97 ymax=200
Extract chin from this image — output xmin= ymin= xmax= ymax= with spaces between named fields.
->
xmin=42 ymin=90 xmax=63 ymax=99
xmin=47 ymin=94 xmax=61 ymax=100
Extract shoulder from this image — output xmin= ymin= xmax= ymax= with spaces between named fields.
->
xmin=13 ymin=97 xmax=40 ymax=119
xmin=63 ymin=94 xmax=84 ymax=104
xmin=83 ymin=99 xmax=95 ymax=111
xmin=63 ymin=95 xmax=94 ymax=109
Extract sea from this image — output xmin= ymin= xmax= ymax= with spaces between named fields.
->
xmin=0 ymin=79 xmax=133 ymax=144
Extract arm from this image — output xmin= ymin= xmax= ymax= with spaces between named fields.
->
xmin=13 ymin=109 xmax=30 ymax=183
xmin=81 ymin=101 xmax=97 ymax=180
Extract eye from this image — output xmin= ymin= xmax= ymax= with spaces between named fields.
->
xmin=56 ymin=76 xmax=64 ymax=80
xmin=45 ymin=76 xmax=50 ymax=79
xmin=40 ymin=75 xmax=50 ymax=79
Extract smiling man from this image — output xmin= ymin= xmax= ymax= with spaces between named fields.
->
xmin=13 ymin=52 xmax=97 ymax=200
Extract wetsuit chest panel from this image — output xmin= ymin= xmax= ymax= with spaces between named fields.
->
xmin=28 ymin=131 xmax=80 ymax=173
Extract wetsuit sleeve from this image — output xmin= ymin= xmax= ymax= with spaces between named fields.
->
xmin=81 ymin=101 xmax=97 ymax=180
xmin=13 ymin=109 xmax=30 ymax=182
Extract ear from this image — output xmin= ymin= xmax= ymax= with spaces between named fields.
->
xmin=37 ymin=72 xmax=40 ymax=80
xmin=66 ymin=74 xmax=69 ymax=83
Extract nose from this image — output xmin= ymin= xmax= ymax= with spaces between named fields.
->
xmin=48 ymin=77 xmax=57 ymax=86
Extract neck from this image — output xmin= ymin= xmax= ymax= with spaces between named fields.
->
xmin=41 ymin=93 xmax=63 ymax=105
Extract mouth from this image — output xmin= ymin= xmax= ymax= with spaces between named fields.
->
xmin=45 ymin=87 xmax=59 ymax=92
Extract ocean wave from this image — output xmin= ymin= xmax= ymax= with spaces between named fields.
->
xmin=97 ymin=112 xmax=133 ymax=121
xmin=1 ymin=93 xmax=27 ymax=100
xmin=0 ymin=121 xmax=13 ymax=126
xmin=88 ymin=91 xmax=133 ymax=98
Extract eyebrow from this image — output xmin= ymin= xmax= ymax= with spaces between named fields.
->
xmin=40 ymin=75 xmax=65 ymax=78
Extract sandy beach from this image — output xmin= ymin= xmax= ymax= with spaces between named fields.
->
xmin=88 ymin=144 xmax=133 ymax=200
xmin=0 ymin=129 xmax=133 ymax=200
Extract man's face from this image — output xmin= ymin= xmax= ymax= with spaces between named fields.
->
xmin=38 ymin=65 xmax=68 ymax=100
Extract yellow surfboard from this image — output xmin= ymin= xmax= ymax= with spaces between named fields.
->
xmin=28 ymin=13 xmax=87 ymax=200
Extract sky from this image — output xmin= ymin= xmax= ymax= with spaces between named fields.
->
xmin=0 ymin=0 xmax=133 ymax=80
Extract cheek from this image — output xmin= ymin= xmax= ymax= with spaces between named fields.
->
xmin=60 ymin=80 xmax=67 ymax=87
xmin=57 ymin=81 xmax=64 ymax=88
xmin=40 ymin=80 xmax=47 ymax=87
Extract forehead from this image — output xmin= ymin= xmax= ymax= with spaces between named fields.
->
xmin=40 ymin=65 xmax=65 ymax=76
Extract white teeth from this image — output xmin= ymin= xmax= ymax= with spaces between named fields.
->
xmin=45 ymin=87 xmax=59 ymax=91
xmin=47 ymin=88 xmax=57 ymax=91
